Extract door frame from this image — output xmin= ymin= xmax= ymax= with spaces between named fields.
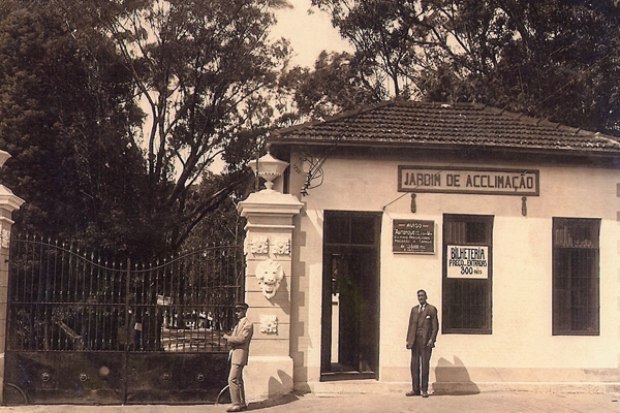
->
xmin=320 ymin=210 xmax=382 ymax=381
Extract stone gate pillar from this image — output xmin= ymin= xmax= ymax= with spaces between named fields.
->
xmin=237 ymin=153 xmax=303 ymax=401
xmin=0 ymin=150 xmax=25 ymax=403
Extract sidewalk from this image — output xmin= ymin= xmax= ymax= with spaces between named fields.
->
xmin=0 ymin=391 xmax=618 ymax=413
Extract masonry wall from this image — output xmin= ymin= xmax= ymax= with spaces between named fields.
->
xmin=286 ymin=150 xmax=620 ymax=389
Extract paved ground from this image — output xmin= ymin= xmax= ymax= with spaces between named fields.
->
xmin=0 ymin=391 xmax=618 ymax=413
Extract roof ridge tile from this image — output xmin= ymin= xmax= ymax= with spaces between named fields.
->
xmin=593 ymin=131 xmax=620 ymax=148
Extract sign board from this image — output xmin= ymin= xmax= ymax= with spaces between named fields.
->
xmin=393 ymin=220 xmax=434 ymax=254
xmin=446 ymin=245 xmax=489 ymax=279
xmin=398 ymin=166 xmax=539 ymax=196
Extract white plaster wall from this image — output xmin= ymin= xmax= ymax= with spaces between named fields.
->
xmin=287 ymin=151 xmax=619 ymax=384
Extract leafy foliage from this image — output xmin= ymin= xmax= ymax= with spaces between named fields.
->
xmin=66 ymin=0 xmax=291 ymax=251
xmin=419 ymin=0 xmax=620 ymax=134
xmin=0 ymin=2 xmax=148 ymax=255
xmin=0 ymin=0 xmax=291 ymax=256
xmin=303 ymin=0 xmax=620 ymax=134
xmin=280 ymin=51 xmax=382 ymax=121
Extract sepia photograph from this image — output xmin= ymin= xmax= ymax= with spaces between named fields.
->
xmin=0 ymin=1 xmax=617 ymax=412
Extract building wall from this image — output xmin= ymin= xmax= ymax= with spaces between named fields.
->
xmin=286 ymin=150 xmax=620 ymax=388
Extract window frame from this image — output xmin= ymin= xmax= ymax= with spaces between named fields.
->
xmin=442 ymin=214 xmax=494 ymax=335
xmin=552 ymin=217 xmax=600 ymax=336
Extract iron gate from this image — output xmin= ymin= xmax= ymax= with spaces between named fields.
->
xmin=3 ymin=234 xmax=244 ymax=405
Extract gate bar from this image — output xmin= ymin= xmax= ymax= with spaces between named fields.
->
xmin=122 ymin=257 xmax=131 ymax=404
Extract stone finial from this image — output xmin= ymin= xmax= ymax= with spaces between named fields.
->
xmin=0 ymin=150 xmax=25 ymax=213
xmin=249 ymin=152 xmax=289 ymax=192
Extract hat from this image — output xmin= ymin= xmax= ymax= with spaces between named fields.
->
xmin=234 ymin=302 xmax=249 ymax=310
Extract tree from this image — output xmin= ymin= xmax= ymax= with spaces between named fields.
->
xmin=307 ymin=0 xmax=620 ymax=134
xmin=280 ymin=51 xmax=382 ymax=121
xmin=310 ymin=0 xmax=436 ymax=101
xmin=0 ymin=1 xmax=150 ymax=255
xmin=420 ymin=0 xmax=620 ymax=134
xmin=182 ymin=173 xmax=246 ymax=248
xmin=0 ymin=0 xmax=292 ymax=255
xmin=53 ymin=0 xmax=291 ymax=252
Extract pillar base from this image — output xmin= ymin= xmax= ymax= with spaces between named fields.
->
xmin=244 ymin=355 xmax=294 ymax=402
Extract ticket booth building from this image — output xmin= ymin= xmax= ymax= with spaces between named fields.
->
xmin=265 ymin=100 xmax=620 ymax=393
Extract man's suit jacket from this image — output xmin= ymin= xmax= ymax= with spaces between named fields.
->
xmin=227 ymin=317 xmax=254 ymax=365
xmin=406 ymin=304 xmax=439 ymax=349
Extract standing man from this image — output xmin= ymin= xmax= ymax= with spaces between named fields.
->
xmin=223 ymin=302 xmax=254 ymax=412
xmin=405 ymin=289 xmax=438 ymax=398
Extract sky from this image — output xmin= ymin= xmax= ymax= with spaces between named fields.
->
xmin=210 ymin=1 xmax=350 ymax=173
xmin=273 ymin=0 xmax=351 ymax=67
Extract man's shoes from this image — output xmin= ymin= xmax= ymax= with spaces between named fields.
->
xmin=405 ymin=390 xmax=420 ymax=397
xmin=226 ymin=405 xmax=247 ymax=412
xmin=421 ymin=390 xmax=429 ymax=398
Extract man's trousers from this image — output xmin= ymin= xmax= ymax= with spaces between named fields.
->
xmin=228 ymin=363 xmax=246 ymax=407
xmin=410 ymin=338 xmax=433 ymax=392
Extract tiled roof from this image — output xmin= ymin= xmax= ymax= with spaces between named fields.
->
xmin=269 ymin=100 xmax=620 ymax=154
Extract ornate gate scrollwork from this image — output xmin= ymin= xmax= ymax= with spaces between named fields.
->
xmin=4 ymin=235 xmax=244 ymax=405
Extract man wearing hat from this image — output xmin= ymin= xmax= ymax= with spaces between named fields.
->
xmin=223 ymin=302 xmax=253 ymax=412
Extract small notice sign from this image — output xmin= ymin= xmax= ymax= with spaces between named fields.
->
xmin=446 ymin=245 xmax=489 ymax=279
xmin=393 ymin=220 xmax=435 ymax=254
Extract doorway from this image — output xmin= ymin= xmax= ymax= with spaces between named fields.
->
xmin=321 ymin=211 xmax=381 ymax=381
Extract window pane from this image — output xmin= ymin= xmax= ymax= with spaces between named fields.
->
xmin=445 ymin=222 xmax=467 ymax=244
xmin=555 ymin=292 xmax=569 ymax=329
xmin=325 ymin=212 xmax=380 ymax=247
xmin=350 ymin=216 xmax=375 ymax=245
xmin=443 ymin=215 xmax=493 ymax=334
xmin=553 ymin=218 xmax=599 ymax=335
xmin=444 ymin=281 xmax=488 ymax=330
xmin=325 ymin=215 xmax=349 ymax=244
xmin=466 ymin=222 xmax=487 ymax=243
xmin=554 ymin=219 xmax=599 ymax=249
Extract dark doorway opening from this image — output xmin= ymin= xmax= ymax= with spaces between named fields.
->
xmin=321 ymin=211 xmax=381 ymax=381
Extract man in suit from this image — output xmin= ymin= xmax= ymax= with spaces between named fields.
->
xmin=405 ymin=289 xmax=438 ymax=398
xmin=223 ymin=302 xmax=254 ymax=412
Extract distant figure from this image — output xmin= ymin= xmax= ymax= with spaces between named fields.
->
xmin=223 ymin=302 xmax=253 ymax=412
xmin=206 ymin=311 xmax=214 ymax=330
xmin=406 ymin=289 xmax=438 ymax=398
xmin=128 ymin=309 xmax=142 ymax=351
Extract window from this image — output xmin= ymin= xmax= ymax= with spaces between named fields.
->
xmin=553 ymin=218 xmax=600 ymax=335
xmin=324 ymin=212 xmax=378 ymax=246
xmin=442 ymin=214 xmax=493 ymax=334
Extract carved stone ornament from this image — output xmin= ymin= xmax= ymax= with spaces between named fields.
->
xmin=243 ymin=236 xmax=249 ymax=256
xmin=272 ymin=237 xmax=291 ymax=256
xmin=259 ymin=314 xmax=278 ymax=335
xmin=250 ymin=236 xmax=269 ymax=255
xmin=0 ymin=225 xmax=10 ymax=249
xmin=255 ymin=259 xmax=284 ymax=299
